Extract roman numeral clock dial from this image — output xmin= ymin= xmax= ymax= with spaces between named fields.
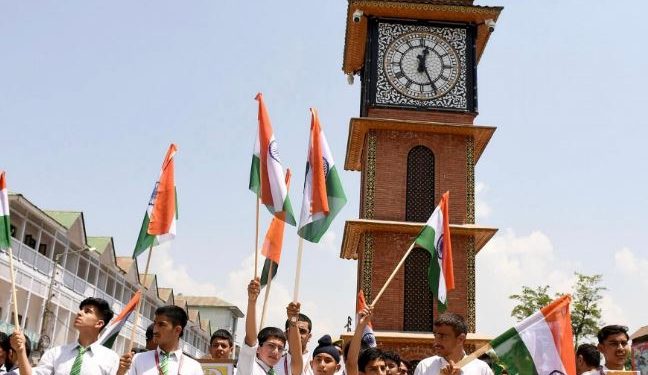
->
xmin=372 ymin=21 xmax=474 ymax=111
xmin=384 ymin=32 xmax=459 ymax=100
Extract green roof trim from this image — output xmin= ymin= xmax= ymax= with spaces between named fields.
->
xmin=44 ymin=211 xmax=82 ymax=229
xmin=87 ymin=237 xmax=112 ymax=255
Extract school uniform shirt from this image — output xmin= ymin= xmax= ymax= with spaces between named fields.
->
xmin=237 ymin=343 xmax=292 ymax=375
xmin=127 ymin=347 xmax=204 ymax=375
xmin=32 ymin=341 xmax=120 ymax=375
xmin=581 ymin=369 xmax=604 ymax=375
xmin=414 ymin=355 xmax=493 ymax=375
xmin=300 ymin=351 xmax=313 ymax=375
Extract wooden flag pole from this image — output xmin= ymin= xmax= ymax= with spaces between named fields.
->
xmin=370 ymin=242 xmax=416 ymax=308
xmin=259 ymin=261 xmax=275 ymax=328
xmin=254 ymin=198 xmax=260 ymax=278
xmin=456 ymin=343 xmax=493 ymax=368
xmin=7 ymin=247 xmax=21 ymax=328
xmin=292 ymin=237 xmax=304 ymax=302
xmin=127 ymin=244 xmax=154 ymax=353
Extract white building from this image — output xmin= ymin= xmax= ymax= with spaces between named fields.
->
xmin=0 ymin=192 xmax=211 ymax=360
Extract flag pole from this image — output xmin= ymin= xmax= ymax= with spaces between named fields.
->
xmin=259 ymin=261 xmax=275 ymax=328
xmin=127 ymin=244 xmax=154 ymax=353
xmin=254 ymin=198 xmax=260 ymax=278
xmin=292 ymin=237 xmax=304 ymax=302
xmin=7 ymin=247 xmax=21 ymax=328
xmin=457 ymin=343 xmax=493 ymax=368
xmin=370 ymin=242 xmax=416 ymax=308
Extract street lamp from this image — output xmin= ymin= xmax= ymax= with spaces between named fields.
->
xmin=33 ymin=245 xmax=96 ymax=360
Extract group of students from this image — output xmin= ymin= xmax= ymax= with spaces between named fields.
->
xmin=0 ymin=286 xmax=636 ymax=375
xmin=0 ymin=297 xmax=204 ymax=375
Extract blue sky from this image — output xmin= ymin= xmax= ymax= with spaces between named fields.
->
xmin=1 ymin=1 xmax=647 ymax=349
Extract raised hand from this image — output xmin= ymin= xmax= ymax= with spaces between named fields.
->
xmin=248 ymin=278 xmax=261 ymax=302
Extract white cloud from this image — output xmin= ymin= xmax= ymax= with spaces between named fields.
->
xmin=147 ymin=242 xmax=219 ymax=296
xmin=145 ymin=241 xmax=346 ymax=353
xmin=476 ymin=228 xmax=574 ymax=335
xmin=475 ymin=181 xmax=492 ymax=220
xmin=614 ymin=247 xmax=648 ymax=288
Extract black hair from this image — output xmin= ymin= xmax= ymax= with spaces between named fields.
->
xmin=383 ymin=351 xmax=401 ymax=365
xmin=132 ymin=347 xmax=148 ymax=354
xmin=79 ymin=297 xmax=114 ymax=331
xmin=211 ymin=329 xmax=234 ymax=347
xmin=145 ymin=323 xmax=154 ymax=341
xmin=597 ymin=325 xmax=629 ymax=343
xmin=285 ymin=313 xmax=312 ymax=332
xmin=155 ymin=305 xmax=188 ymax=338
xmin=258 ymin=327 xmax=286 ymax=346
xmin=358 ymin=347 xmax=385 ymax=373
xmin=434 ymin=312 xmax=468 ymax=336
xmin=576 ymin=343 xmax=601 ymax=368
xmin=0 ymin=331 xmax=9 ymax=353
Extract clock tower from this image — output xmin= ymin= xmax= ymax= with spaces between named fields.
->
xmin=339 ymin=0 xmax=502 ymax=359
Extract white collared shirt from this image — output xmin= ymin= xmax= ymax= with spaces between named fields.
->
xmin=414 ymin=355 xmax=493 ymax=375
xmin=32 ymin=341 xmax=120 ymax=375
xmin=127 ymin=347 xmax=204 ymax=375
xmin=237 ymin=342 xmax=292 ymax=375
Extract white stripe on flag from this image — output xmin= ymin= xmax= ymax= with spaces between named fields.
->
xmin=516 ymin=310 xmax=568 ymax=375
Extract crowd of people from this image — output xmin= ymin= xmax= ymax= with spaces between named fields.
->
xmin=0 ymin=281 xmax=636 ymax=375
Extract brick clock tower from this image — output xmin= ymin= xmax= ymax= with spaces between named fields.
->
xmin=339 ymin=0 xmax=502 ymax=359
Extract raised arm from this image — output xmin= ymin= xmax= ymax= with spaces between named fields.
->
xmin=245 ymin=278 xmax=261 ymax=346
xmin=345 ymin=307 xmax=373 ymax=375
xmin=286 ymin=302 xmax=303 ymax=375
xmin=10 ymin=330 xmax=33 ymax=375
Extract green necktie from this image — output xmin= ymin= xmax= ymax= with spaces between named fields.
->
xmin=268 ymin=368 xmax=276 ymax=375
xmin=159 ymin=351 xmax=169 ymax=375
xmin=69 ymin=346 xmax=87 ymax=375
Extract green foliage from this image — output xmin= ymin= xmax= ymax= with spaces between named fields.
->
xmin=508 ymin=273 xmax=605 ymax=346
xmin=509 ymin=285 xmax=552 ymax=322
xmin=571 ymin=273 xmax=605 ymax=347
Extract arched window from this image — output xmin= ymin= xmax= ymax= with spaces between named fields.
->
xmin=406 ymin=146 xmax=435 ymax=222
xmin=403 ymin=248 xmax=434 ymax=331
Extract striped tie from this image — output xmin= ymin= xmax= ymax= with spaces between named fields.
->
xmin=159 ymin=351 xmax=169 ymax=375
xmin=69 ymin=346 xmax=87 ymax=375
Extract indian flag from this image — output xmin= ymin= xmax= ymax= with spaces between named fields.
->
xmin=249 ymin=93 xmax=296 ymax=226
xmin=414 ymin=191 xmax=454 ymax=311
xmin=98 ymin=291 xmax=141 ymax=349
xmin=133 ymin=144 xmax=178 ymax=258
xmin=297 ymin=108 xmax=346 ymax=243
xmin=356 ymin=290 xmax=377 ymax=348
xmin=486 ymin=295 xmax=576 ymax=375
xmin=260 ymin=169 xmax=292 ymax=288
xmin=0 ymin=171 xmax=11 ymax=250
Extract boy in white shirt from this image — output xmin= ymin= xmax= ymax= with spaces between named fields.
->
xmin=118 ymin=305 xmax=203 ymax=375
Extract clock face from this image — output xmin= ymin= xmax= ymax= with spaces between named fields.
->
xmin=383 ymin=32 xmax=460 ymax=100
xmin=372 ymin=21 xmax=473 ymax=111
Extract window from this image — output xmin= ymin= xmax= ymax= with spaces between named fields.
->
xmin=403 ymin=248 xmax=434 ymax=332
xmin=406 ymin=146 xmax=435 ymax=222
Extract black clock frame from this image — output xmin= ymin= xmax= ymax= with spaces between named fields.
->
xmin=360 ymin=18 xmax=478 ymax=117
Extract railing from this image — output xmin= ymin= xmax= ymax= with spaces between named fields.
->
xmin=3 ymin=237 xmax=208 ymax=356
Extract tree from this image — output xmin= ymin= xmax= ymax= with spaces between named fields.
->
xmin=571 ymin=273 xmax=605 ymax=347
xmin=508 ymin=273 xmax=605 ymax=346
xmin=509 ymin=285 xmax=552 ymax=322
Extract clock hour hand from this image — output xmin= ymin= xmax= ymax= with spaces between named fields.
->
xmin=416 ymin=47 xmax=430 ymax=73
xmin=417 ymin=48 xmax=438 ymax=94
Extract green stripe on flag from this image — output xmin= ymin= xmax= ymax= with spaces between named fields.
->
xmin=298 ymin=167 xmax=346 ymax=243
xmin=0 ymin=215 xmax=11 ymax=250
xmin=281 ymin=195 xmax=296 ymax=226
xmin=491 ymin=327 xmax=539 ymax=375
xmin=249 ymin=155 xmax=261 ymax=194
xmin=133 ymin=212 xmax=155 ymax=258
xmin=414 ymin=226 xmax=446 ymax=310
xmin=260 ymin=258 xmax=278 ymax=287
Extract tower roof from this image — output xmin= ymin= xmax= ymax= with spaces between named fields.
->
xmin=342 ymin=0 xmax=503 ymax=74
